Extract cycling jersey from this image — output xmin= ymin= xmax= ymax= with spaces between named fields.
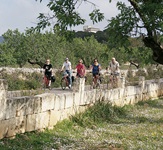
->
xmin=92 ymin=64 xmax=100 ymax=74
xmin=109 ymin=61 xmax=120 ymax=74
xmin=43 ymin=64 xmax=52 ymax=79
xmin=76 ymin=63 xmax=85 ymax=77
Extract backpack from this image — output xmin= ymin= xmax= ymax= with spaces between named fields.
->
xmin=51 ymin=75 xmax=56 ymax=82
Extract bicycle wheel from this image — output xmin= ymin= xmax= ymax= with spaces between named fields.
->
xmin=43 ymin=76 xmax=49 ymax=89
xmin=99 ymin=76 xmax=106 ymax=89
xmin=61 ymin=78 xmax=67 ymax=90
xmin=96 ymin=78 xmax=101 ymax=89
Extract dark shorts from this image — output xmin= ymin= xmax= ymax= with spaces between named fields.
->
xmin=45 ymin=73 xmax=52 ymax=80
xmin=93 ymin=72 xmax=100 ymax=77
xmin=76 ymin=73 xmax=84 ymax=78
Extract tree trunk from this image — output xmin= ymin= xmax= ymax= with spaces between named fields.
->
xmin=28 ymin=59 xmax=44 ymax=68
xmin=143 ymin=37 xmax=163 ymax=65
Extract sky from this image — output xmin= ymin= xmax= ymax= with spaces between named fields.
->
xmin=0 ymin=0 xmax=129 ymax=36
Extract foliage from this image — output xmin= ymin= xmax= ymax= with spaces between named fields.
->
xmin=0 ymin=70 xmax=42 ymax=91
xmin=0 ymin=28 xmax=159 ymax=70
xmin=70 ymin=101 xmax=128 ymax=127
xmin=0 ymin=43 xmax=16 ymax=67
xmin=35 ymin=0 xmax=163 ymax=64
xmin=35 ymin=0 xmax=104 ymax=32
xmin=2 ymin=29 xmax=28 ymax=67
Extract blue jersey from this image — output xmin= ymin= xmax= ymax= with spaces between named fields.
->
xmin=92 ymin=64 xmax=100 ymax=74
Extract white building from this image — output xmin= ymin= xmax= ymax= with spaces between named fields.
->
xmin=83 ymin=25 xmax=100 ymax=33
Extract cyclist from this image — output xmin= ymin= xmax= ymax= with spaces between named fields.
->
xmin=75 ymin=59 xmax=86 ymax=78
xmin=61 ymin=58 xmax=72 ymax=88
xmin=43 ymin=59 xmax=53 ymax=89
xmin=90 ymin=58 xmax=101 ymax=84
xmin=108 ymin=57 xmax=120 ymax=85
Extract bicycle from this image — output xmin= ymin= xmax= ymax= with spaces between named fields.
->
xmin=60 ymin=71 xmax=71 ymax=90
xmin=43 ymin=75 xmax=51 ymax=90
xmin=105 ymin=72 xmax=119 ymax=89
xmin=90 ymin=72 xmax=104 ymax=89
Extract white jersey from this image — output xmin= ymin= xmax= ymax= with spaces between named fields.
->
xmin=109 ymin=61 xmax=120 ymax=74
xmin=62 ymin=61 xmax=71 ymax=71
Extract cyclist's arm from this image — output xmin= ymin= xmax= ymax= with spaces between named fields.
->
xmin=61 ymin=63 xmax=65 ymax=71
xmin=116 ymin=62 xmax=120 ymax=71
xmin=49 ymin=64 xmax=53 ymax=72
xmin=99 ymin=64 xmax=102 ymax=71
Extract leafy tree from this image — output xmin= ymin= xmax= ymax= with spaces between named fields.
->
xmin=71 ymin=36 xmax=107 ymax=68
xmin=2 ymin=29 xmax=28 ymax=67
xmin=35 ymin=0 xmax=163 ymax=65
xmin=0 ymin=43 xmax=16 ymax=67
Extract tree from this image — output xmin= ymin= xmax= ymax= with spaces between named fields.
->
xmin=2 ymin=29 xmax=28 ymax=67
xmin=35 ymin=0 xmax=163 ymax=65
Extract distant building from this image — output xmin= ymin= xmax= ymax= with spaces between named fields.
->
xmin=83 ymin=26 xmax=100 ymax=33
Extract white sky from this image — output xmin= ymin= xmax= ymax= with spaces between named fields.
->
xmin=0 ymin=0 xmax=129 ymax=35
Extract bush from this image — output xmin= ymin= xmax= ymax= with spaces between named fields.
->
xmin=0 ymin=70 xmax=42 ymax=91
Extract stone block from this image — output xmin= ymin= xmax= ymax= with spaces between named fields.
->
xmin=123 ymin=95 xmax=136 ymax=105
xmin=73 ymin=92 xmax=80 ymax=106
xmin=15 ymin=97 xmax=27 ymax=117
xmin=5 ymin=116 xmax=26 ymax=138
xmin=37 ymin=93 xmax=55 ymax=112
xmin=64 ymin=93 xmax=74 ymax=109
xmin=0 ymin=119 xmax=9 ymax=139
xmin=84 ymin=90 xmax=96 ymax=105
xmin=59 ymin=107 xmax=74 ymax=121
xmin=0 ymin=79 xmax=8 ymax=90
xmin=49 ymin=110 xmax=61 ymax=128
xmin=55 ymin=94 xmax=65 ymax=110
xmin=109 ymin=89 xmax=120 ymax=101
xmin=0 ymin=80 xmax=7 ymax=120
xmin=25 ymin=97 xmax=35 ymax=115
xmin=125 ymin=86 xmax=137 ymax=96
xmin=79 ymin=90 xmax=85 ymax=105
xmin=35 ymin=111 xmax=50 ymax=130
xmin=95 ymin=89 xmax=104 ymax=102
xmin=33 ymin=96 xmax=42 ymax=114
xmin=26 ymin=114 xmax=37 ymax=132
xmin=6 ymin=98 xmax=19 ymax=119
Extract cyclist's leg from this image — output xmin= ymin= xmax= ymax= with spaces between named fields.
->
xmin=44 ymin=74 xmax=48 ymax=87
xmin=66 ymin=70 xmax=72 ymax=86
xmin=69 ymin=71 xmax=72 ymax=86
xmin=43 ymin=75 xmax=47 ymax=89
xmin=61 ymin=77 xmax=67 ymax=90
xmin=46 ymin=73 xmax=52 ymax=89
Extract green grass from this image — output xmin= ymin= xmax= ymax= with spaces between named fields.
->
xmin=0 ymin=98 xmax=163 ymax=150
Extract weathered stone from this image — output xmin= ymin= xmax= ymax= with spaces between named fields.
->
xmin=0 ymin=76 xmax=163 ymax=140
xmin=64 ymin=93 xmax=74 ymax=109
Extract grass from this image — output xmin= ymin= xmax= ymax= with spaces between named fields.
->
xmin=0 ymin=98 xmax=163 ymax=150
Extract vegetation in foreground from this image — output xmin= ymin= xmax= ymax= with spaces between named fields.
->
xmin=0 ymin=98 xmax=163 ymax=150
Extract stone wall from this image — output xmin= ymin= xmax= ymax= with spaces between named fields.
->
xmin=0 ymin=78 xmax=163 ymax=139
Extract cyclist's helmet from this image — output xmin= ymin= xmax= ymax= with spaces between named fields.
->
xmin=65 ymin=58 xmax=69 ymax=61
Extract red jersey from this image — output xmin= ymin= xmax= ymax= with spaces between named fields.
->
xmin=76 ymin=63 xmax=85 ymax=77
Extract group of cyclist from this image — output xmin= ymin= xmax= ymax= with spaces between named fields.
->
xmin=43 ymin=57 xmax=120 ymax=89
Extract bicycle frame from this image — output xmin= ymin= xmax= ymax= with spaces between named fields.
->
xmin=61 ymin=72 xmax=70 ymax=90
xmin=108 ymin=73 xmax=118 ymax=88
xmin=92 ymin=74 xmax=101 ymax=89
xmin=43 ymin=75 xmax=49 ymax=88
